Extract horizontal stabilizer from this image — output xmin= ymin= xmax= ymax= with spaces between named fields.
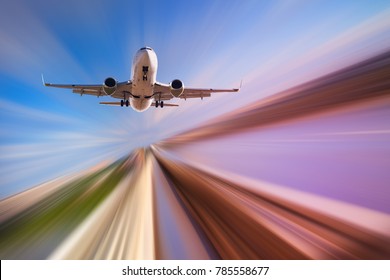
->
xmin=152 ymin=102 xmax=179 ymax=107
xmin=99 ymin=102 xmax=122 ymax=106
xmin=100 ymin=102 xmax=179 ymax=107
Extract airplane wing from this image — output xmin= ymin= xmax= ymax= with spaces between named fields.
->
xmin=43 ymin=76 xmax=132 ymax=100
xmin=153 ymin=82 xmax=240 ymax=101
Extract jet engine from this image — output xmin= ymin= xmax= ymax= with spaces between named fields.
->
xmin=103 ymin=77 xmax=117 ymax=96
xmin=170 ymin=79 xmax=184 ymax=97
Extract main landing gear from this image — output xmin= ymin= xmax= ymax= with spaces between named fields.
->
xmin=155 ymin=101 xmax=164 ymax=108
xmin=120 ymin=100 xmax=129 ymax=107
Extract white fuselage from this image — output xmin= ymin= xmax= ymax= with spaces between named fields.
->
xmin=130 ymin=47 xmax=158 ymax=112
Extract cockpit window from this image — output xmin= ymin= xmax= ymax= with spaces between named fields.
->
xmin=140 ymin=47 xmax=152 ymax=51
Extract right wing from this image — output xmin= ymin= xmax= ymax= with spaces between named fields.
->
xmin=153 ymin=82 xmax=240 ymax=101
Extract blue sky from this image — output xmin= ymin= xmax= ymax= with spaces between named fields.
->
xmin=1 ymin=0 xmax=390 ymax=196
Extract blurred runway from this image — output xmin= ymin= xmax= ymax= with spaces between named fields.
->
xmin=0 ymin=51 xmax=389 ymax=259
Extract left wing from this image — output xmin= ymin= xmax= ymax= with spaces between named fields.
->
xmin=153 ymin=82 xmax=240 ymax=101
xmin=42 ymin=75 xmax=132 ymax=100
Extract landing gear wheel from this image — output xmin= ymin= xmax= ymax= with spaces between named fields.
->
xmin=155 ymin=101 xmax=159 ymax=108
xmin=160 ymin=101 xmax=164 ymax=108
xmin=125 ymin=100 xmax=129 ymax=107
xmin=120 ymin=100 xmax=124 ymax=107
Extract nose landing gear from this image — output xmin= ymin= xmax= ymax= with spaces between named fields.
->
xmin=142 ymin=66 xmax=149 ymax=81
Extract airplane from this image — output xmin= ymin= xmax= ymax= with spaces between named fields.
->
xmin=43 ymin=46 xmax=240 ymax=112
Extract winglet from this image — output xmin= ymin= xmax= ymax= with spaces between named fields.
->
xmin=41 ymin=74 xmax=49 ymax=86
xmin=233 ymin=80 xmax=243 ymax=92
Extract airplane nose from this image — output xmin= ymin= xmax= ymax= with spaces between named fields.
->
xmin=140 ymin=46 xmax=153 ymax=51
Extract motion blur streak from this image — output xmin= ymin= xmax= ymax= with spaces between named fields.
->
xmin=49 ymin=150 xmax=155 ymax=259
xmin=159 ymin=51 xmax=390 ymax=143
xmin=1 ymin=51 xmax=390 ymax=259
xmin=152 ymin=148 xmax=389 ymax=259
